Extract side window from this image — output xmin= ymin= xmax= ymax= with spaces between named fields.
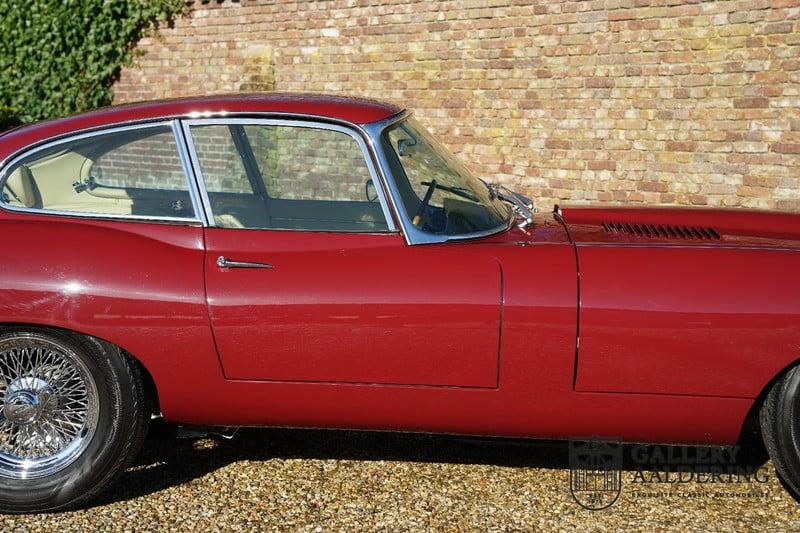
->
xmin=1 ymin=125 xmax=196 ymax=219
xmin=188 ymin=123 xmax=389 ymax=232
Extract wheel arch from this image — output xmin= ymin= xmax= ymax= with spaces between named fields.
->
xmin=0 ymin=321 xmax=161 ymax=416
xmin=738 ymin=354 xmax=800 ymax=450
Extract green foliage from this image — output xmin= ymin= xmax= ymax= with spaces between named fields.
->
xmin=0 ymin=0 xmax=186 ymax=127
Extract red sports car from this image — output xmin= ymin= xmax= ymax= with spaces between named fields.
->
xmin=0 ymin=94 xmax=799 ymax=512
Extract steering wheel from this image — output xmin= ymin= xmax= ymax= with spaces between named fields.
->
xmin=412 ymin=179 xmax=437 ymax=228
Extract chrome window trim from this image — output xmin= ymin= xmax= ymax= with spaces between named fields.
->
xmin=180 ymin=117 xmax=398 ymax=233
xmin=0 ymin=108 xmax=512 ymax=241
xmin=172 ymin=120 xmax=208 ymax=226
xmin=361 ymin=113 xmax=514 ymax=246
xmin=0 ymin=112 xmax=394 ymax=171
xmin=179 ymin=121 xmax=223 ymax=228
xmin=0 ymin=120 xmax=204 ymax=225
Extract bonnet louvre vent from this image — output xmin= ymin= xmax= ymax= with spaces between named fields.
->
xmin=601 ymin=222 xmax=721 ymax=240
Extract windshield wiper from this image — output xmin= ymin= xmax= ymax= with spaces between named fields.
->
xmin=420 ymin=181 xmax=479 ymax=202
xmin=484 ymin=181 xmax=534 ymax=229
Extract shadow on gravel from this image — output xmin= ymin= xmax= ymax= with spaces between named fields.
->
xmin=91 ymin=423 xmax=770 ymax=508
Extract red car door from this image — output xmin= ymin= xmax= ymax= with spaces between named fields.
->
xmin=186 ymin=119 xmax=502 ymax=387
xmin=204 ymin=230 xmax=501 ymax=387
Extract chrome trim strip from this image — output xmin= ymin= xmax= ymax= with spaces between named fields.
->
xmin=172 ymin=120 xmax=208 ymax=226
xmin=0 ymin=209 xmax=200 ymax=225
xmin=0 ymin=121 xmax=203 ymax=225
xmin=180 ymin=117 xmax=398 ymax=233
xmin=361 ymin=113 xmax=514 ymax=246
xmin=352 ymin=111 xmax=408 ymax=239
xmin=179 ymin=121 xmax=216 ymax=227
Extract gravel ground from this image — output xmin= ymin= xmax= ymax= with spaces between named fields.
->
xmin=2 ymin=427 xmax=800 ymax=532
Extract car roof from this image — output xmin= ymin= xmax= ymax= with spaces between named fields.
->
xmin=0 ymin=93 xmax=404 ymax=164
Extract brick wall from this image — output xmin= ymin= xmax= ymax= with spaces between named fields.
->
xmin=114 ymin=0 xmax=800 ymax=212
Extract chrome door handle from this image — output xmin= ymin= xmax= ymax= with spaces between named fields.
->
xmin=216 ymin=256 xmax=274 ymax=269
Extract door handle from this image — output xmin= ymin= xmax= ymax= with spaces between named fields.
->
xmin=216 ymin=256 xmax=274 ymax=270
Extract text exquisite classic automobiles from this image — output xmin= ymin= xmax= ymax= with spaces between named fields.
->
xmin=0 ymin=94 xmax=799 ymax=512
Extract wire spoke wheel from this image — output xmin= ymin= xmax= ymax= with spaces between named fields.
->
xmin=0 ymin=335 xmax=99 ymax=480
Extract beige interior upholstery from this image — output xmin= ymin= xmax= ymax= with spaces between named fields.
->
xmin=4 ymin=151 xmax=135 ymax=215
xmin=214 ymin=214 xmax=245 ymax=228
xmin=4 ymin=165 xmax=41 ymax=208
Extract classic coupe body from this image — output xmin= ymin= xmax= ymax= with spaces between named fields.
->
xmin=1 ymin=94 xmax=799 ymax=511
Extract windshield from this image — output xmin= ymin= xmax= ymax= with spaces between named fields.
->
xmin=381 ymin=118 xmax=512 ymax=236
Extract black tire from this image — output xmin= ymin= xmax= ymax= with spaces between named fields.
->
xmin=0 ymin=327 xmax=150 ymax=513
xmin=760 ymin=364 xmax=800 ymax=501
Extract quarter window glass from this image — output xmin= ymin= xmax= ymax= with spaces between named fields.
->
xmin=189 ymin=123 xmax=389 ymax=232
xmin=1 ymin=125 xmax=196 ymax=219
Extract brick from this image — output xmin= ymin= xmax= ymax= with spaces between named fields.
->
xmin=545 ymin=139 xmax=571 ymax=150
xmin=585 ymin=77 xmax=615 ymax=88
xmin=772 ymin=143 xmax=800 ymax=154
xmin=588 ymin=160 xmax=617 ymax=171
xmin=758 ymin=22 xmax=793 ymax=34
xmin=733 ymin=97 xmax=770 ymax=108
xmin=638 ymin=181 xmax=669 ymax=193
xmin=666 ymin=141 xmax=697 ymax=152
